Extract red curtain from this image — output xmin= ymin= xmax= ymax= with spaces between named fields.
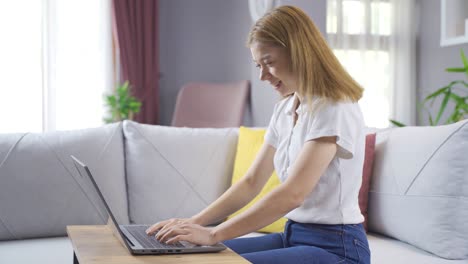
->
xmin=113 ymin=0 xmax=159 ymax=124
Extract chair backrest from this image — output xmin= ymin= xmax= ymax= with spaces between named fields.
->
xmin=171 ymin=80 xmax=250 ymax=128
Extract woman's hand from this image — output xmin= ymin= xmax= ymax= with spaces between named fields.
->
xmin=145 ymin=218 xmax=218 ymax=246
xmin=145 ymin=218 xmax=193 ymax=238
xmin=161 ymin=223 xmax=217 ymax=246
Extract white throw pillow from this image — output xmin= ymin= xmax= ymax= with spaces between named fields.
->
xmin=368 ymin=119 xmax=468 ymax=259
xmin=123 ymin=121 xmax=238 ymax=225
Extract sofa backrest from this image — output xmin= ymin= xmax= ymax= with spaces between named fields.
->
xmin=368 ymin=119 xmax=468 ymax=259
xmin=0 ymin=123 xmax=129 ymax=241
xmin=122 ymin=121 xmax=238 ymax=225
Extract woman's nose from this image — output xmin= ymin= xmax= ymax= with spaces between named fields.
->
xmin=259 ymin=67 xmax=270 ymax=81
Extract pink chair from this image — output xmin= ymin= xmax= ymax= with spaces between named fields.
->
xmin=171 ymin=80 xmax=250 ymax=128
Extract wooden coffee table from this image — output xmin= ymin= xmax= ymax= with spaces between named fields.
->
xmin=67 ymin=225 xmax=250 ymax=264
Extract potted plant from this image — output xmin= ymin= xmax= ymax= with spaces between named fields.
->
xmin=390 ymin=49 xmax=468 ymax=127
xmin=104 ymin=81 xmax=142 ymax=123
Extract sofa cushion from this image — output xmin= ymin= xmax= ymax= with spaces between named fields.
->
xmin=368 ymin=233 xmax=468 ymax=264
xmin=228 ymin=126 xmax=287 ymax=233
xmin=0 ymin=237 xmax=72 ymax=264
xmin=0 ymin=123 xmax=129 ymax=241
xmin=123 ymin=121 xmax=238 ymax=224
xmin=368 ymin=120 xmax=468 ymax=259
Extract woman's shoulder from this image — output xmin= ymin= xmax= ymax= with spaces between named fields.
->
xmin=311 ymin=98 xmax=361 ymax=114
xmin=302 ymin=98 xmax=364 ymax=126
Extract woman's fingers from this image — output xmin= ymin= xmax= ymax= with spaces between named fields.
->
xmin=159 ymin=224 xmax=190 ymax=243
xmin=146 ymin=223 xmax=161 ymax=235
xmin=156 ymin=220 xmax=184 ymax=240
xmin=146 ymin=219 xmax=170 ymax=235
xmin=146 ymin=218 xmax=184 ymax=235
xmin=155 ymin=223 xmax=172 ymax=240
xmin=166 ymin=234 xmax=190 ymax=245
xmin=163 ymin=225 xmax=216 ymax=246
xmin=146 ymin=218 xmax=197 ymax=243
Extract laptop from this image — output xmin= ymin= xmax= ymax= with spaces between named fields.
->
xmin=71 ymin=155 xmax=227 ymax=255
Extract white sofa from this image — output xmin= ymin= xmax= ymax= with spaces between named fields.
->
xmin=0 ymin=120 xmax=467 ymax=264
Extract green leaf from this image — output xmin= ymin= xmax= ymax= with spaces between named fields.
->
xmin=460 ymin=49 xmax=468 ymax=79
xmin=103 ymin=80 xmax=142 ymax=121
xmin=446 ymin=106 xmax=462 ymax=124
xmin=461 ymin=49 xmax=468 ymax=65
xmin=449 ymin=94 xmax=464 ymax=109
xmin=389 ymin=119 xmax=406 ymax=127
xmin=446 ymin=67 xmax=466 ymax=72
xmin=461 ymin=81 xmax=468 ymax=88
xmin=423 ymin=86 xmax=449 ymax=102
xmin=429 ymin=114 xmax=434 ymax=126
xmin=449 ymin=93 xmax=462 ymax=100
xmin=107 ymin=96 xmax=117 ymax=107
xmin=434 ymin=90 xmax=451 ymax=125
xmin=461 ymin=103 xmax=468 ymax=112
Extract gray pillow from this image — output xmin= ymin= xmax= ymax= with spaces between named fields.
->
xmin=0 ymin=123 xmax=128 ymax=240
xmin=368 ymin=120 xmax=468 ymax=259
xmin=123 ymin=121 xmax=238 ymax=225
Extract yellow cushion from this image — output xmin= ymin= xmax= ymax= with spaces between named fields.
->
xmin=228 ymin=126 xmax=287 ymax=233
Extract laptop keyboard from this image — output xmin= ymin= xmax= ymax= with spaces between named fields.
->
xmin=125 ymin=225 xmax=186 ymax=249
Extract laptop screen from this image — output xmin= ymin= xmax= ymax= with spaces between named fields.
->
xmin=71 ymin=155 xmax=133 ymax=250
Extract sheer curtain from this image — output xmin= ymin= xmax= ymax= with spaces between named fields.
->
xmin=327 ymin=0 xmax=417 ymax=128
xmin=0 ymin=1 xmax=43 ymax=133
xmin=44 ymin=0 xmax=113 ymax=131
xmin=0 ymin=0 xmax=112 ymax=133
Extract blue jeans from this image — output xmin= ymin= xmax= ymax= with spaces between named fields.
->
xmin=223 ymin=220 xmax=370 ymax=264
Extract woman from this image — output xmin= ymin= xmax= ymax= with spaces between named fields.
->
xmin=146 ymin=5 xmax=370 ymax=264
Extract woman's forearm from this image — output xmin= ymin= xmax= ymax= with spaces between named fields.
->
xmin=192 ymin=144 xmax=276 ymax=227
xmin=191 ymin=177 xmax=262 ymax=226
xmin=210 ymin=139 xmax=336 ymax=242
xmin=210 ymin=184 xmax=299 ymax=242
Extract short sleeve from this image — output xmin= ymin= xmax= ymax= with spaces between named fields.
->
xmin=304 ymin=102 xmax=364 ymax=159
xmin=264 ymin=104 xmax=280 ymax=148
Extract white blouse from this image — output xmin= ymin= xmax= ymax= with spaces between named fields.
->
xmin=265 ymin=94 xmax=365 ymax=224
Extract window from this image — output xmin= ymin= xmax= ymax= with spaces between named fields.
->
xmin=327 ymin=0 xmax=392 ymax=128
xmin=0 ymin=1 xmax=43 ymax=133
xmin=0 ymin=0 xmax=112 ymax=133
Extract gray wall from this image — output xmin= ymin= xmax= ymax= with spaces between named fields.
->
xmin=417 ymin=0 xmax=468 ymax=125
xmin=158 ymin=0 xmax=326 ymax=126
xmin=158 ymin=0 xmax=252 ymax=125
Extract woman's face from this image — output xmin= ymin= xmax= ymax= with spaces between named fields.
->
xmin=250 ymin=41 xmax=298 ymax=97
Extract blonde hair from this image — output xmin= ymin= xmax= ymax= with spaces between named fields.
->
xmin=247 ymin=5 xmax=363 ymax=105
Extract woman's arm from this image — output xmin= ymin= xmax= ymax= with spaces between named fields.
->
xmin=146 ymin=142 xmax=276 ymax=235
xmin=158 ymin=136 xmax=337 ymax=245
xmin=191 ymin=143 xmax=276 ymax=226
xmin=210 ymin=136 xmax=337 ymax=241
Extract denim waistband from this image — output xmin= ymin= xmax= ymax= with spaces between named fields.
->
xmin=283 ymin=219 xmax=370 ymax=263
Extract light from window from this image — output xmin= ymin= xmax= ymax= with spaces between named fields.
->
xmin=327 ymin=0 xmax=391 ymax=36
xmin=0 ymin=0 xmax=112 ymax=133
xmin=334 ymin=50 xmax=390 ymax=128
xmin=0 ymin=1 xmax=43 ymax=133
xmin=327 ymin=0 xmax=392 ymax=128
xmin=52 ymin=0 xmax=111 ymax=131
xmin=371 ymin=2 xmax=391 ymax=35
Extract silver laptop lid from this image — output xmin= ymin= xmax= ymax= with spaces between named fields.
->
xmin=71 ymin=155 xmax=227 ymax=255
xmin=71 ymin=155 xmax=134 ymax=252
